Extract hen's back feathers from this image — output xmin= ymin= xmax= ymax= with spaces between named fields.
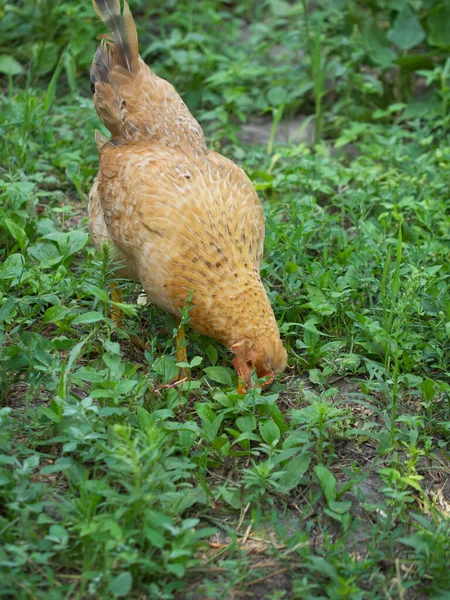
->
xmin=90 ymin=0 xmax=206 ymax=148
xmin=95 ymin=141 xmax=267 ymax=345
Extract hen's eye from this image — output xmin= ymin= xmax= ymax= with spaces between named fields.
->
xmin=90 ymin=82 xmax=95 ymax=94
xmin=247 ymin=360 xmax=253 ymax=368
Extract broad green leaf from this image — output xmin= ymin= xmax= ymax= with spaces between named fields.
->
xmin=427 ymin=5 xmax=450 ymax=48
xmin=4 ymin=181 xmax=34 ymax=210
xmin=67 ymin=231 xmax=89 ymax=255
xmin=85 ymin=479 xmax=113 ymax=496
xmin=90 ymin=389 xmax=114 ymax=399
xmin=212 ymin=390 xmax=233 ymax=407
xmin=233 ymin=431 xmax=262 ymax=445
xmin=190 ymin=355 xmax=203 ymax=367
xmin=40 ymin=458 xmax=78 ymax=475
xmin=301 ymin=318 xmax=326 ymax=347
xmin=259 ymin=420 xmax=280 ymax=445
xmin=27 ymin=242 xmax=62 ymax=267
xmin=102 ymin=353 xmax=122 ymax=372
xmin=0 ymin=468 xmax=13 ymax=486
xmin=394 ymin=53 xmax=434 ymax=69
xmin=105 ymin=342 xmax=122 ymax=357
xmin=166 ymin=563 xmax=185 ymax=578
xmin=262 ymin=401 xmax=288 ymax=435
xmin=153 ymin=356 xmax=178 ymax=383
xmin=403 ymin=93 xmax=440 ymax=120
xmin=5 ymin=218 xmax=28 ymax=251
xmin=0 ymin=54 xmax=23 ymax=75
xmin=205 ymin=344 xmax=218 ymax=365
xmin=365 ymin=26 xmax=397 ymax=68
xmin=283 ymin=431 xmax=311 ymax=448
xmin=267 ymin=85 xmax=288 ymax=107
xmin=419 ymin=378 xmax=435 ymax=402
xmin=403 ymin=476 xmax=424 ymax=492
xmin=236 ymin=415 xmax=256 ymax=433
xmin=144 ymin=527 xmax=165 ymax=548
xmin=115 ymin=380 xmax=137 ymax=394
xmin=73 ymin=367 xmax=107 ymax=382
xmin=328 ymin=500 xmax=352 ymax=514
xmin=72 ymin=311 xmax=104 ymax=325
xmin=32 ymin=42 xmax=59 ymax=75
xmin=278 ymin=452 xmax=311 ymax=491
xmin=47 ymin=524 xmax=68 ymax=543
xmin=64 ymin=48 xmax=77 ymax=93
xmin=98 ymin=407 xmax=127 ymax=416
xmin=180 ymin=518 xmax=200 ymax=531
xmin=39 ymin=407 xmax=61 ymax=423
xmin=196 ymin=403 xmax=223 ymax=441
xmin=376 ymin=430 xmax=393 ymax=455
xmin=43 ymin=305 xmax=72 ymax=324
xmin=314 ymin=465 xmax=337 ymax=504
xmin=0 ymin=253 xmax=25 ymax=280
xmin=387 ymin=7 xmax=425 ymax=50
xmin=0 ymin=297 xmax=16 ymax=324
xmin=83 ymin=283 xmax=110 ymax=303
xmin=43 ymin=231 xmax=88 ymax=257
xmin=0 ymin=454 xmax=17 ymax=465
xmin=218 ymin=485 xmax=241 ymax=509
xmin=196 ymin=403 xmax=217 ymax=425
xmin=204 ymin=366 xmax=234 ymax=385
xmin=308 ymin=368 xmax=323 ymax=384
xmin=109 ymin=572 xmax=133 ymax=597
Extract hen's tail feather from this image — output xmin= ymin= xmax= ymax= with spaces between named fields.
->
xmin=92 ymin=0 xmax=138 ymax=74
xmin=91 ymin=43 xmax=114 ymax=84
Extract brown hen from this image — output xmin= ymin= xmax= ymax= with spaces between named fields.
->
xmin=88 ymin=0 xmax=287 ymax=389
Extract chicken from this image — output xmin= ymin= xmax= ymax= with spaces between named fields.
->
xmin=88 ymin=0 xmax=287 ymax=390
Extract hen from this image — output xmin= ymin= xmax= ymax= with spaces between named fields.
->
xmin=88 ymin=0 xmax=287 ymax=390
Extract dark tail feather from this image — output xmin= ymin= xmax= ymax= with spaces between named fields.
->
xmin=92 ymin=0 xmax=139 ymax=73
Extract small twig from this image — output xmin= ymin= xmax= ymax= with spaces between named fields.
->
xmin=189 ymin=567 xmax=228 ymax=573
xmin=162 ymin=377 xmax=188 ymax=389
xmin=244 ymin=536 xmax=285 ymax=549
xmin=236 ymin=502 xmax=250 ymax=533
xmin=246 ymin=568 xmax=289 ymax=588
xmin=242 ymin=524 xmax=252 ymax=545
xmin=206 ymin=542 xmax=228 ymax=549
xmin=281 ymin=541 xmax=309 ymax=557
xmin=395 ymin=559 xmax=405 ymax=600
xmin=250 ymin=561 xmax=285 ymax=569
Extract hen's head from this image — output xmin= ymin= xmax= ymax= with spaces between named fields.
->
xmin=231 ymin=336 xmax=287 ymax=389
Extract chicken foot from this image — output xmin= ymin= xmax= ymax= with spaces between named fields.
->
xmin=174 ymin=326 xmax=190 ymax=381
xmin=110 ymin=281 xmax=125 ymax=327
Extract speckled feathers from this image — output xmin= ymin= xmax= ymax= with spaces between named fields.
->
xmin=88 ymin=0 xmax=287 ymax=381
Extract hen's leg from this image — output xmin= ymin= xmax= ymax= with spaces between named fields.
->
xmin=175 ymin=326 xmax=190 ymax=381
xmin=110 ymin=281 xmax=124 ymax=327
xmin=175 ymin=326 xmax=187 ymax=363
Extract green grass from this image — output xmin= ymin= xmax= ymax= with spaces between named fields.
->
xmin=1 ymin=1 xmax=450 ymax=598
